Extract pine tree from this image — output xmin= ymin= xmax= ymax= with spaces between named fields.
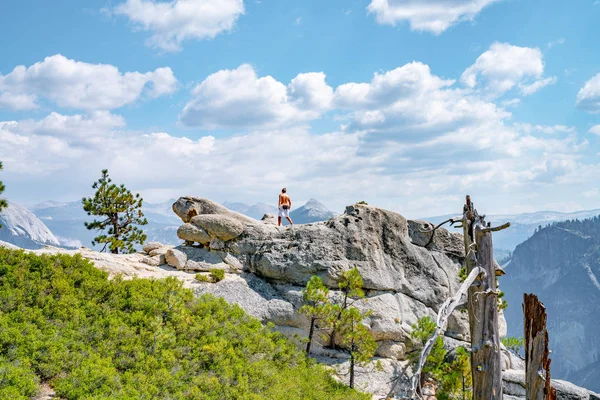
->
xmin=337 ymin=307 xmax=377 ymax=389
xmin=300 ymin=276 xmax=330 ymax=355
xmin=0 ymin=161 xmax=7 ymax=228
xmin=326 ymin=268 xmax=365 ymax=349
xmin=82 ymin=169 xmax=148 ymax=254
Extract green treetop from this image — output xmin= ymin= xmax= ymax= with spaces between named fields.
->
xmin=82 ymin=169 xmax=148 ymax=254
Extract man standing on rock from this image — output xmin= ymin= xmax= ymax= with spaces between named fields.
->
xmin=278 ymin=188 xmax=294 ymax=226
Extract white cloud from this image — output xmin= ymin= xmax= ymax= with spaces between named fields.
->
xmin=114 ymin=0 xmax=244 ymax=52
xmin=8 ymin=111 xmax=125 ymax=139
xmin=547 ymin=38 xmax=565 ymax=48
xmin=576 ymin=73 xmax=600 ymax=113
xmin=590 ymin=125 xmax=600 ymax=135
xmin=0 ymin=92 xmax=38 ymax=111
xmin=367 ymin=0 xmax=500 ymax=34
xmin=501 ymin=98 xmax=521 ymax=108
xmin=180 ymin=64 xmax=333 ymax=129
xmin=514 ymin=123 xmax=575 ymax=135
xmin=461 ymin=42 xmax=555 ymax=97
xmin=518 ymin=76 xmax=557 ymax=95
xmin=333 ymin=61 xmax=508 ymax=134
xmin=0 ymin=54 xmax=177 ymax=111
xmin=1 ymin=62 xmax=597 ymax=217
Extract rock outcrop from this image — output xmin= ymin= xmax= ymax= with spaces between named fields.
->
xmin=167 ymin=197 xmax=600 ymax=399
xmin=169 ymin=197 xmax=473 ymax=396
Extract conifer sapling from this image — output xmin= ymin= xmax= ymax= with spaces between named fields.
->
xmin=82 ymin=169 xmax=148 ymax=254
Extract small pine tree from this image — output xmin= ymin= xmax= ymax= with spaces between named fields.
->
xmin=326 ymin=268 xmax=365 ymax=349
xmin=409 ymin=316 xmax=472 ymax=399
xmin=0 ymin=161 xmax=7 ymax=228
xmin=82 ymin=169 xmax=147 ymax=254
xmin=337 ymin=307 xmax=377 ymax=389
xmin=300 ymin=276 xmax=330 ymax=355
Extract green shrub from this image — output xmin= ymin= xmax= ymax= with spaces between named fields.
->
xmin=209 ymin=268 xmax=225 ymax=282
xmin=409 ymin=316 xmax=472 ymax=399
xmin=0 ymin=248 xmax=368 ymax=400
xmin=501 ymin=336 xmax=524 ymax=356
xmin=195 ymin=274 xmax=211 ymax=282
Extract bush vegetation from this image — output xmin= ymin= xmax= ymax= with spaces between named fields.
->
xmin=0 ymin=248 xmax=368 ymax=399
xmin=409 ymin=316 xmax=472 ymax=399
xmin=300 ymin=269 xmax=377 ymax=389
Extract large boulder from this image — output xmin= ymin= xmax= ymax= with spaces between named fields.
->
xmin=143 ymin=241 xmax=164 ymax=254
xmin=177 ymin=223 xmax=211 ymax=245
xmin=190 ymin=214 xmax=245 ymax=242
xmin=165 ymin=248 xmax=187 ymax=269
xmin=172 ymin=197 xmax=254 ymax=224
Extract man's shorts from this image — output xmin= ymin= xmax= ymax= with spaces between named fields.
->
xmin=278 ymin=207 xmax=289 ymax=218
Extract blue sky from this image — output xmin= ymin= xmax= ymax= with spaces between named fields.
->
xmin=0 ymin=0 xmax=599 ymax=217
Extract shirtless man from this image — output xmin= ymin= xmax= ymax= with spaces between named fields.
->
xmin=278 ymin=188 xmax=293 ymax=226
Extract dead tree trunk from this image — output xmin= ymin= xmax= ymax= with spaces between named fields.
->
xmin=524 ymin=294 xmax=556 ymax=400
xmin=463 ymin=197 xmax=504 ymax=400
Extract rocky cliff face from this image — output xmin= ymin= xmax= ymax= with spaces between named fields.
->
xmin=504 ymin=218 xmax=600 ymax=393
xmin=0 ymin=200 xmax=60 ymax=249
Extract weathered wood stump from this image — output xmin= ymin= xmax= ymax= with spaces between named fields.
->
xmin=463 ymin=196 xmax=504 ymax=399
xmin=524 ymin=294 xmax=556 ymax=400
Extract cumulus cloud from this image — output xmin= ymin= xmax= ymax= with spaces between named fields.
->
xmin=576 ymin=73 xmax=600 ymax=113
xmin=461 ymin=42 xmax=555 ymax=97
xmin=589 ymin=125 xmax=600 ymax=135
xmin=1 ymin=61 xmax=597 ymax=217
xmin=518 ymin=76 xmax=557 ymax=95
xmin=333 ymin=61 xmax=507 ymax=135
xmin=367 ymin=0 xmax=500 ymax=34
xmin=114 ymin=0 xmax=245 ymax=52
xmin=180 ymin=64 xmax=333 ymax=129
xmin=6 ymin=111 xmax=125 ymax=139
xmin=0 ymin=92 xmax=38 ymax=111
xmin=0 ymin=54 xmax=177 ymax=111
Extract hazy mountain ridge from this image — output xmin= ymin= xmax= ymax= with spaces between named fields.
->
xmin=0 ymin=200 xmax=60 ymax=249
xmin=24 ymin=198 xmax=336 ymax=250
xmin=30 ymin=199 xmax=181 ymax=250
xmin=503 ymin=216 xmax=600 ymax=392
xmin=425 ymin=209 xmax=600 ymax=258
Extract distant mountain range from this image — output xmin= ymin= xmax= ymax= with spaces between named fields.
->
xmin=225 ymin=198 xmax=336 ymax=224
xmin=424 ymin=209 xmax=600 ymax=259
xmin=503 ymin=215 xmax=600 ymax=392
xmin=29 ymin=199 xmax=182 ymax=250
xmin=0 ymin=197 xmax=337 ymax=251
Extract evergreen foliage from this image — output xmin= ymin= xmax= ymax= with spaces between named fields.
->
xmin=501 ymin=336 xmax=524 ymax=357
xmin=0 ymin=161 xmax=7 ymax=228
xmin=0 ymin=248 xmax=368 ymax=399
xmin=300 ymin=269 xmax=377 ymax=389
xmin=300 ymin=276 xmax=330 ymax=355
xmin=409 ymin=316 xmax=472 ymax=399
xmin=195 ymin=269 xmax=225 ymax=283
xmin=82 ymin=169 xmax=148 ymax=254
